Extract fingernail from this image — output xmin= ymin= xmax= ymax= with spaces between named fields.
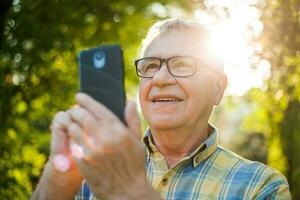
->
xmin=75 ymin=93 xmax=85 ymax=101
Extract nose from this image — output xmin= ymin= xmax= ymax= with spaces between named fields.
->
xmin=151 ymin=62 xmax=176 ymax=87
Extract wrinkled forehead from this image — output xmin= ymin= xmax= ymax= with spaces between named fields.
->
xmin=143 ymin=30 xmax=223 ymax=72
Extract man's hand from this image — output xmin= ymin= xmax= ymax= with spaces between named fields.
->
xmin=67 ymin=93 xmax=159 ymax=200
xmin=31 ymin=108 xmax=84 ymax=200
xmin=50 ymin=109 xmax=81 ymax=173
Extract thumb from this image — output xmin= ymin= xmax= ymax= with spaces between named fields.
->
xmin=125 ymin=101 xmax=142 ymax=139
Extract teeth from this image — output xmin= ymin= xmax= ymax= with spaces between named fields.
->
xmin=154 ymin=98 xmax=178 ymax=102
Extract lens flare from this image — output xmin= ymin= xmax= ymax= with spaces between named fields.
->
xmin=193 ymin=2 xmax=268 ymax=96
xmin=53 ymin=154 xmax=70 ymax=172
xmin=70 ymin=143 xmax=84 ymax=159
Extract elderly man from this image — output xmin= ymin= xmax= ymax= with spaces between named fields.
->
xmin=32 ymin=18 xmax=291 ymax=200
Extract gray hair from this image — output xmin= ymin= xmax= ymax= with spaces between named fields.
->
xmin=140 ymin=18 xmax=224 ymax=72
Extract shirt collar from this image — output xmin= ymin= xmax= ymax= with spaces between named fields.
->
xmin=143 ymin=123 xmax=218 ymax=168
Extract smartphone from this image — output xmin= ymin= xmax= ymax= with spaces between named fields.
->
xmin=78 ymin=45 xmax=126 ymax=123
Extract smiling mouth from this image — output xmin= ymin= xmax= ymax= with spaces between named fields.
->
xmin=151 ymin=96 xmax=183 ymax=103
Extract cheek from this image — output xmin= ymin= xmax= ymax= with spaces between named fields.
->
xmin=176 ymin=78 xmax=200 ymax=101
xmin=138 ymin=80 xmax=151 ymax=108
xmin=194 ymin=82 xmax=216 ymax=107
xmin=183 ymin=77 xmax=215 ymax=106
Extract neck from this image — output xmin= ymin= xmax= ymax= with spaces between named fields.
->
xmin=150 ymin=122 xmax=210 ymax=168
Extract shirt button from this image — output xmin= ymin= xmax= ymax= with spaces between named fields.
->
xmin=162 ymin=178 xmax=168 ymax=186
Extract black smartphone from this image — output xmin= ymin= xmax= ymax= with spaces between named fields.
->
xmin=78 ymin=45 xmax=126 ymax=123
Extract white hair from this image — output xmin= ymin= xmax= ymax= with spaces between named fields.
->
xmin=140 ymin=18 xmax=223 ymax=72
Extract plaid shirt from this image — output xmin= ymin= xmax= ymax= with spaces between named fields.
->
xmin=75 ymin=124 xmax=291 ymax=200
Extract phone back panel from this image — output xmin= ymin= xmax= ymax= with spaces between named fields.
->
xmin=78 ymin=45 xmax=126 ymax=122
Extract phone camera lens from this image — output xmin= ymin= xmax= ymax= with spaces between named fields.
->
xmin=93 ymin=51 xmax=105 ymax=69
xmin=95 ymin=52 xmax=104 ymax=59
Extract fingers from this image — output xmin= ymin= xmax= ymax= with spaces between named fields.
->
xmin=68 ymin=122 xmax=87 ymax=148
xmin=67 ymin=119 xmax=98 ymax=163
xmin=50 ymin=111 xmax=73 ymax=172
xmin=75 ymin=93 xmax=118 ymax=122
xmin=50 ymin=111 xmax=72 ymax=155
xmin=68 ymin=106 xmax=105 ymax=146
xmin=51 ymin=111 xmax=72 ymax=132
xmin=66 ymin=93 xmax=140 ymax=161
xmin=68 ymin=107 xmax=97 ymax=133
xmin=125 ymin=101 xmax=142 ymax=140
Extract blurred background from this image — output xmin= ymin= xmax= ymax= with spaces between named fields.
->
xmin=0 ymin=0 xmax=299 ymax=199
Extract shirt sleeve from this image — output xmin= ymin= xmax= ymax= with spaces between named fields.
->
xmin=254 ymin=169 xmax=291 ymax=200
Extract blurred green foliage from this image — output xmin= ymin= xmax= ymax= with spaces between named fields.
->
xmin=239 ymin=0 xmax=300 ymax=199
xmin=0 ymin=0 xmax=190 ymax=198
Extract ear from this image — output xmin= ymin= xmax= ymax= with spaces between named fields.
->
xmin=214 ymin=73 xmax=227 ymax=105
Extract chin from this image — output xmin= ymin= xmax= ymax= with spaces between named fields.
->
xmin=148 ymin=115 xmax=184 ymax=131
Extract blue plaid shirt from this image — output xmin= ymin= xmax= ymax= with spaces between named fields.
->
xmin=75 ymin=124 xmax=291 ymax=199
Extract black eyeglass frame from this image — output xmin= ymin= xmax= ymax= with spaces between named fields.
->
xmin=134 ymin=56 xmax=221 ymax=78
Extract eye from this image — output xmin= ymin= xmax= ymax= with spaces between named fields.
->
xmin=145 ymin=63 xmax=160 ymax=70
xmin=172 ymin=61 xmax=194 ymax=72
xmin=140 ymin=62 xmax=160 ymax=74
xmin=137 ymin=58 xmax=161 ymax=76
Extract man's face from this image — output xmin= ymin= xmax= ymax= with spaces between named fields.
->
xmin=139 ymin=30 xmax=223 ymax=131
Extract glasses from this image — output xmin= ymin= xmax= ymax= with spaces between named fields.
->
xmin=135 ymin=56 xmax=212 ymax=78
